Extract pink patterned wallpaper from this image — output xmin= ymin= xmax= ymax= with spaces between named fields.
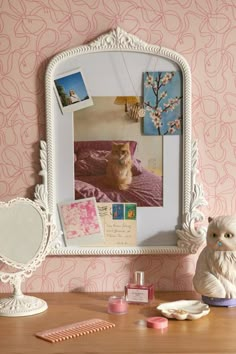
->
xmin=0 ymin=0 xmax=236 ymax=293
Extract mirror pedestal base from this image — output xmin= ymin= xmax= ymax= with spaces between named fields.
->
xmin=0 ymin=295 xmax=48 ymax=317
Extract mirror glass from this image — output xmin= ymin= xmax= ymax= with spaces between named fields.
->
xmin=0 ymin=200 xmax=44 ymax=264
xmin=45 ymin=28 xmax=206 ymax=255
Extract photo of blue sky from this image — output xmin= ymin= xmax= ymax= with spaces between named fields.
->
xmin=55 ymin=71 xmax=89 ymax=102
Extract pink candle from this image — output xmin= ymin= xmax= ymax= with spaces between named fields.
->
xmin=108 ymin=296 xmax=128 ymax=315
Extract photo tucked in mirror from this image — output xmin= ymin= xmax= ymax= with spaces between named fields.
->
xmin=73 ymin=96 xmax=163 ymax=207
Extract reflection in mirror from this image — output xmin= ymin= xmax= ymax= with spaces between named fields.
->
xmin=45 ymin=27 xmax=207 ymax=256
xmin=0 ymin=148 xmax=56 ymax=316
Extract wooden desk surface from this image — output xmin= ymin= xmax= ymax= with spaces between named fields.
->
xmin=0 ymin=291 xmax=235 ymax=354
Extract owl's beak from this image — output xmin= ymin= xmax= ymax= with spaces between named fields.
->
xmin=217 ymin=241 xmax=223 ymax=247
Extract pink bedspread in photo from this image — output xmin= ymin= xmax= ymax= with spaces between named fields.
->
xmin=75 ymin=170 xmax=163 ymax=207
xmin=74 ymin=140 xmax=163 ymax=207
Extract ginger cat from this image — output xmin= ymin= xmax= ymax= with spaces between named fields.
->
xmin=106 ymin=142 xmax=132 ymax=190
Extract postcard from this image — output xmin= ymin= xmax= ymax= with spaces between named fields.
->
xmin=58 ymin=197 xmax=104 ymax=247
xmin=97 ymin=203 xmax=137 ymax=247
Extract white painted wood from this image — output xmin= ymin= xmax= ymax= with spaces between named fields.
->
xmin=45 ymin=27 xmax=207 ymax=255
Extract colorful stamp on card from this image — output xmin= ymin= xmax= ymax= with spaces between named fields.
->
xmin=125 ymin=204 xmax=136 ymax=220
xmin=112 ymin=204 xmax=124 ymax=220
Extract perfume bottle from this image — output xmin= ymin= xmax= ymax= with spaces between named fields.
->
xmin=124 ymin=271 xmax=154 ymax=304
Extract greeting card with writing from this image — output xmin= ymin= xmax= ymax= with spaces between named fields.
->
xmin=97 ymin=203 xmax=137 ymax=247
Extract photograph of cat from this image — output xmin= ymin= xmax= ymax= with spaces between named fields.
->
xmin=193 ymin=215 xmax=236 ymax=299
xmin=106 ymin=142 xmax=132 ymax=190
xmin=73 ymin=96 xmax=163 ymax=207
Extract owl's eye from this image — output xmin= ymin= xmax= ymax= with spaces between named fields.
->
xmin=212 ymin=233 xmax=218 ymax=238
xmin=224 ymin=233 xmax=234 ymax=238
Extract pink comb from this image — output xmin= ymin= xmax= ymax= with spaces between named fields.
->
xmin=35 ymin=318 xmax=115 ymax=343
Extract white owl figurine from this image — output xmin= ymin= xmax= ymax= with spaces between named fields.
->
xmin=193 ymin=215 xmax=236 ymax=305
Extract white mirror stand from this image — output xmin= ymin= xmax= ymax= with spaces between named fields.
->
xmin=0 ymin=267 xmax=48 ymax=317
xmin=0 ymin=142 xmax=56 ymax=317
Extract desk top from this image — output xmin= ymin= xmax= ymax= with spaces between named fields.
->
xmin=0 ymin=291 xmax=235 ymax=354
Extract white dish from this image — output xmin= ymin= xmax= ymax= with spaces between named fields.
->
xmin=157 ymin=300 xmax=210 ymax=320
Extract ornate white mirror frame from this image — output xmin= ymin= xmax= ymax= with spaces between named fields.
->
xmin=0 ymin=142 xmax=56 ymax=316
xmin=45 ymin=27 xmax=207 ymax=256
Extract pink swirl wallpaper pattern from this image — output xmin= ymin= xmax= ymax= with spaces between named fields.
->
xmin=0 ymin=0 xmax=236 ymax=293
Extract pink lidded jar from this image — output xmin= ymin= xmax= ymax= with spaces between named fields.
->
xmin=108 ymin=296 xmax=128 ymax=315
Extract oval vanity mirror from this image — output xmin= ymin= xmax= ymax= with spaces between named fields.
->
xmin=0 ymin=197 xmax=55 ymax=317
xmin=45 ymin=27 xmax=207 ymax=256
